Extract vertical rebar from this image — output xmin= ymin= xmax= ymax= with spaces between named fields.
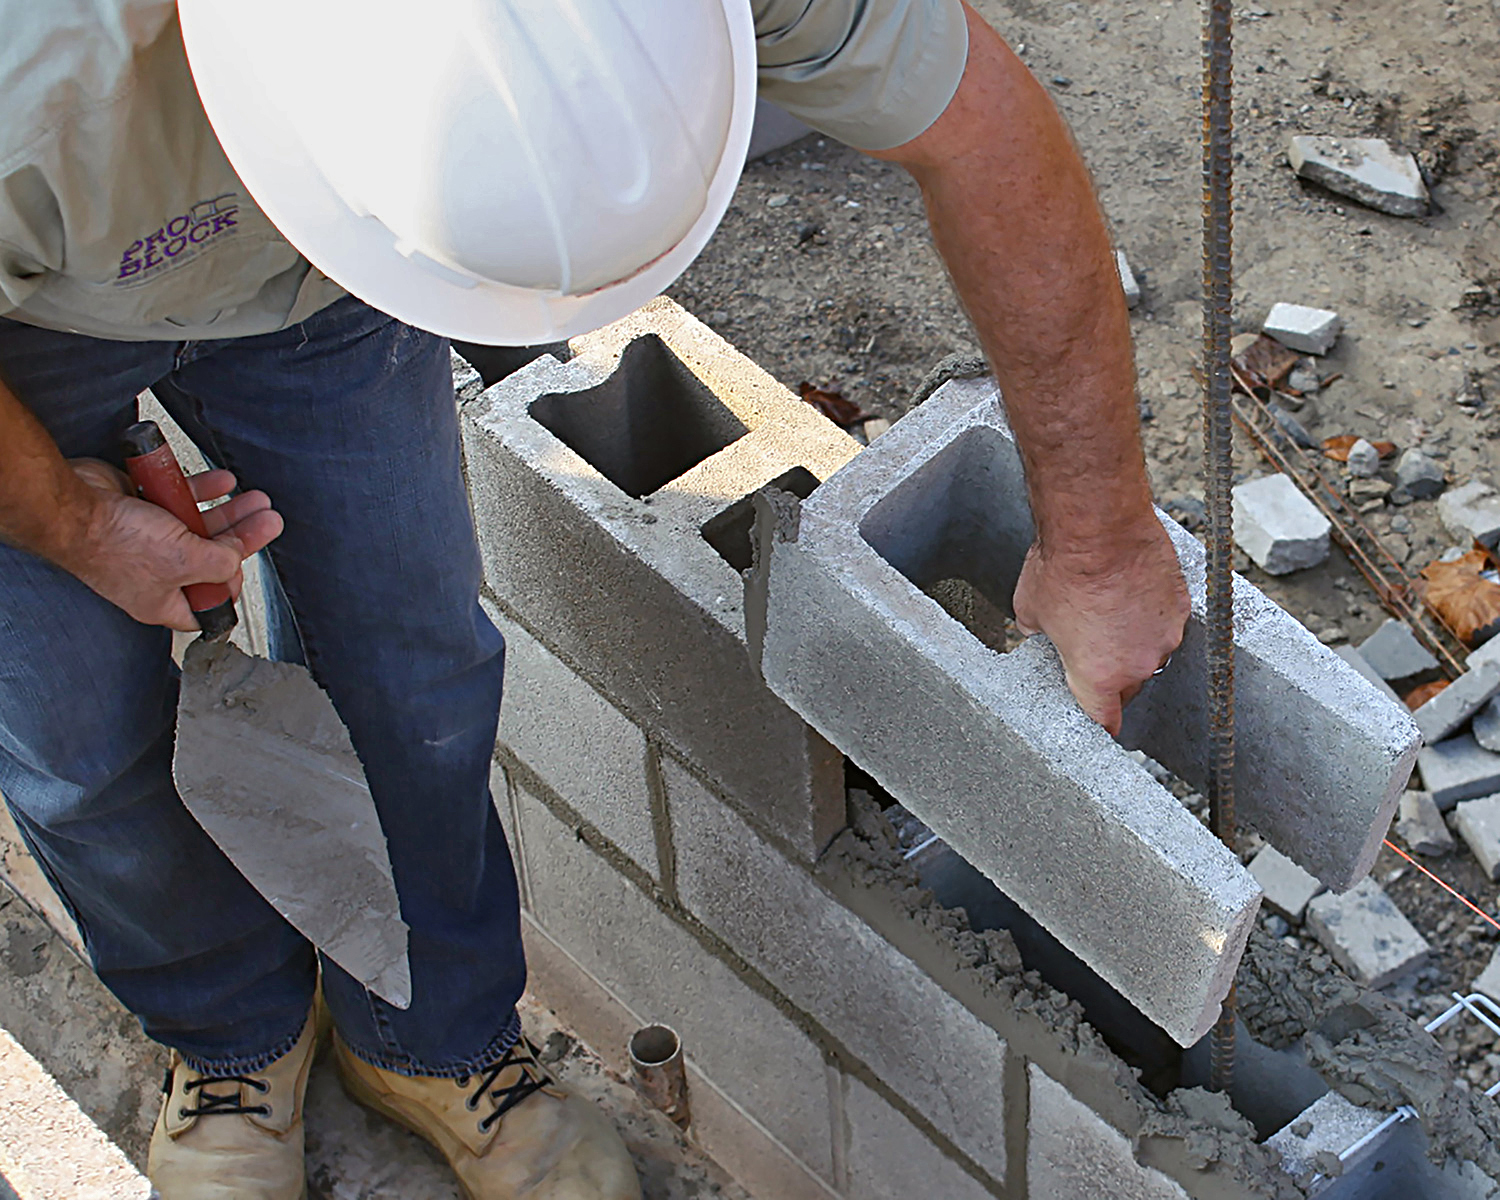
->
xmin=1202 ymin=0 xmax=1238 ymax=1094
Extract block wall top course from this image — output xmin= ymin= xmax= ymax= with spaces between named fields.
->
xmin=461 ymin=297 xmax=853 ymax=858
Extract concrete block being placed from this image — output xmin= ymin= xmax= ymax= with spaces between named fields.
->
xmin=461 ymin=298 xmax=856 ymax=861
xmin=1262 ymin=302 xmax=1342 ymax=355
xmin=1454 ymin=795 xmax=1500 ymax=881
xmin=1417 ymin=733 xmax=1500 ymax=810
xmin=1396 ymin=790 xmax=1456 ymax=856
xmin=1249 ymin=845 xmax=1325 ymax=922
xmin=1358 ymin=619 xmax=1440 ymax=691
xmin=1438 ymin=480 xmax=1500 ymax=549
xmin=755 ymin=378 xmax=1419 ymax=1040
xmin=1287 ymin=135 xmax=1430 ymax=217
xmin=1232 ymin=474 xmax=1331 ymax=573
xmin=1306 ymin=878 xmax=1430 ymax=988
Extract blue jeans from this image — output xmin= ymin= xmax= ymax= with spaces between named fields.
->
xmin=0 ymin=297 xmax=523 ymax=1076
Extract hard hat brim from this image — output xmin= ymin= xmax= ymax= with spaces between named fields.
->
xmin=178 ymin=2 xmax=757 ymax=346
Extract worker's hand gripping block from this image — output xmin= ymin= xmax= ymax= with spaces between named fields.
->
xmin=753 ymin=377 xmax=1420 ymax=1046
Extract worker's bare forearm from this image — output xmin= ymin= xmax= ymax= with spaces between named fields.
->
xmin=874 ymin=4 xmax=1152 ymax=560
xmin=0 ymin=372 xmax=99 ymax=569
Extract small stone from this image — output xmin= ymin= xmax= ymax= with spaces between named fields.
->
xmin=1474 ymin=697 xmax=1500 ymax=752
xmin=1346 ymin=438 xmax=1381 ymax=478
xmin=1418 ymin=733 xmax=1500 ymax=810
xmin=1264 ymin=914 xmax=1290 ymax=938
xmin=1250 ymin=845 xmax=1326 ymax=922
xmin=1348 ymin=477 xmax=1392 ymax=504
xmin=1474 ymin=947 xmax=1500 ymax=1004
xmin=1287 ymin=135 xmax=1430 ymax=217
xmin=1396 ymin=790 xmax=1455 ymax=856
xmin=1116 ymin=250 xmax=1141 ymax=309
xmin=1390 ymin=514 xmax=1413 ymax=535
xmin=1270 ymin=405 xmax=1319 ymax=450
xmin=1233 ymin=474 xmax=1332 ymax=574
xmin=862 ymin=417 xmax=892 ymax=441
xmin=1395 ymin=449 xmax=1446 ymax=499
xmin=1165 ymin=496 xmax=1206 ymax=532
xmin=766 ymin=193 xmax=790 ymax=208
xmin=1288 ymin=364 xmax=1322 ymax=394
xmin=1438 ymin=480 xmax=1500 ymax=548
xmin=1263 ymin=302 xmax=1342 ymax=355
xmin=1454 ymin=794 xmax=1500 ymax=881
xmin=1358 ymin=619 xmax=1439 ymax=690
xmin=1306 ymin=878 xmax=1431 ymax=988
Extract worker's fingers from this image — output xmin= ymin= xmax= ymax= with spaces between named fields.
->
xmin=212 ymin=506 xmax=284 ymax=561
xmin=199 ymin=489 xmax=275 ymax=539
xmin=1064 ymin=667 xmax=1125 ymax=737
xmin=188 ymin=469 xmax=239 ymax=504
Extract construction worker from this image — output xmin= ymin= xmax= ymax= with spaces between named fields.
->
xmin=0 ymin=0 xmax=1188 ymax=1197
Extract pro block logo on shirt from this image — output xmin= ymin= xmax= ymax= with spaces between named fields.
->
xmin=115 ymin=193 xmax=241 ymax=284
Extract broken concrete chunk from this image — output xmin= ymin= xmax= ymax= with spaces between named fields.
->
xmin=1411 ymin=652 xmax=1500 ymax=744
xmin=1417 ymin=733 xmax=1500 ymax=810
xmin=1332 ymin=645 xmax=1403 ymax=705
xmin=1305 ymin=878 xmax=1430 ymax=988
xmin=1358 ymin=619 xmax=1439 ymax=691
xmin=1263 ymin=302 xmax=1342 ymax=355
xmin=1438 ymin=480 xmax=1500 ymax=549
xmin=1249 ymin=845 xmax=1326 ymax=922
xmin=1395 ymin=448 xmax=1446 ymax=500
xmin=1346 ymin=438 xmax=1381 ymax=478
xmin=1115 ymin=250 xmax=1141 ymax=309
xmin=1475 ymin=947 xmax=1500 ymax=1005
xmin=1287 ymin=135 xmax=1430 ymax=218
xmin=1395 ymin=790 xmax=1455 ymax=856
xmin=1474 ymin=697 xmax=1500 ymax=752
xmin=1232 ymin=474 xmax=1332 ymax=574
xmin=1454 ymin=794 xmax=1500 ymax=881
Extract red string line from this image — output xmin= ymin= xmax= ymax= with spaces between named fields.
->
xmin=1384 ymin=838 xmax=1500 ymax=933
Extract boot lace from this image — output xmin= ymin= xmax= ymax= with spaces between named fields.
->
xmin=165 ymin=1067 xmax=272 ymax=1119
xmin=461 ymin=1041 xmax=550 ymax=1133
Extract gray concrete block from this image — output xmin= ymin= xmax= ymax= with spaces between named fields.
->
xmin=1287 ymin=135 xmax=1430 ymax=217
xmin=1268 ymin=1091 xmax=1401 ymax=1187
xmin=461 ymin=298 xmax=855 ymax=860
xmin=1412 ymin=655 xmax=1500 ymax=745
xmin=1027 ymin=1066 xmax=1191 ymax=1200
xmin=754 ymin=379 xmax=1261 ymax=1047
xmin=1262 ymin=301 xmax=1342 ymax=355
xmin=1417 ymin=733 xmax=1500 ymax=810
xmin=664 ymin=757 xmax=1009 ymax=1180
xmin=844 ymin=1075 xmax=995 ymax=1200
xmin=1333 ymin=645 xmax=1404 ymax=705
xmin=1475 ymin=947 xmax=1500 ymax=1004
xmin=1249 ymin=845 xmax=1326 ymax=922
xmin=1454 ymin=794 xmax=1500 ymax=881
xmin=1305 ymin=878 xmax=1431 ymax=988
xmin=1473 ymin=697 xmax=1500 ymax=752
xmin=1358 ymin=619 xmax=1440 ymax=690
xmin=1439 ymin=481 xmax=1500 ymax=550
xmin=1396 ymin=790 xmax=1455 ymax=856
xmin=1396 ymin=448 xmax=1447 ymax=500
xmin=483 ymin=601 xmax=657 ymax=875
xmin=1232 ymin=473 xmax=1331 ymax=573
xmin=512 ymin=782 xmax=836 ymax=1181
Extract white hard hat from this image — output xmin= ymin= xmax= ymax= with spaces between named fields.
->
xmin=178 ymin=0 xmax=756 ymax=344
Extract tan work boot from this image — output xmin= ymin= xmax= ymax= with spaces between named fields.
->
xmin=334 ymin=1034 xmax=641 ymax=1200
xmin=147 ymin=1014 xmax=317 ymax=1199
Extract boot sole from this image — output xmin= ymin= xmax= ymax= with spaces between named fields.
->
xmin=334 ymin=1049 xmax=477 ymax=1200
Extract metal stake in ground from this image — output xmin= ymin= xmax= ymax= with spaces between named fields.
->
xmin=1201 ymin=0 xmax=1238 ymax=1094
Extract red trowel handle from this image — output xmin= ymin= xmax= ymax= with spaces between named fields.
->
xmin=121 ymin=420 xmax=238 ymax=640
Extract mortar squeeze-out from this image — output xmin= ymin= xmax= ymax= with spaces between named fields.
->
xmin=833 ymin=786 xmax=1499 ymax=1195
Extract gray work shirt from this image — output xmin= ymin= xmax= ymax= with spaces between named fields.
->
xmin=0 ymin=0 xmax=967 ymax=343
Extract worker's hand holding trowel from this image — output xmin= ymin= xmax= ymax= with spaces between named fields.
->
xmin=60 ymin=454 xmax=282 ymax=632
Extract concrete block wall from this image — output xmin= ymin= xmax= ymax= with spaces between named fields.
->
xmin=457 ymin=302 xmax=1384 ymax=1200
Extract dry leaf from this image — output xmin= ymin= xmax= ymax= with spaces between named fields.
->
xmin=1405 ymin=679 xmax=1449 ymax=709
xmin=1322 ymin=435 xmax=1359 ymax=462
xmin=1373 ymin=440 xmax=1398 ymax=458
xmin=1420 ymin=548 xmax=1500 ymax=647
xmin=798 ymin=382 xmax=870 ymax=428
xmin=1233 ymin=334 xmax=1300 ymax=391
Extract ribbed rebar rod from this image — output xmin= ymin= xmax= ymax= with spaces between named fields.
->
xmin=1201 ymin=0 xmax=1237 ymax=1095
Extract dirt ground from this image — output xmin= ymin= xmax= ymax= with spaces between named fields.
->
xmin=673 ymin=0 xmax=1500 ymax=1086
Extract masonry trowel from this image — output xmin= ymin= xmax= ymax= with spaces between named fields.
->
xmin=122 ymin=421 xmax=412 ymax=1008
